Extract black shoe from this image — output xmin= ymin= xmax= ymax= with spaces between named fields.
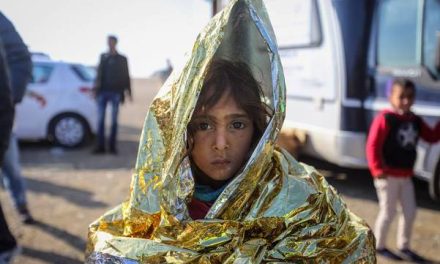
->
xmin=377 ymin=248 xmax=403 ymax=261
xmin=20 ymin=212 xmax=35 ymax=225
xmin=399 ymin=248 xmax=428 ymax=263
xmin=92 ymin=147 xmax=106 ymax=154
xmin=18 ymin=206 xmax=35 ymax=225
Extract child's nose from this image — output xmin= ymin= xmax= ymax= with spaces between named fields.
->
xmin=213 ymin=129 xmax=229 ymax=151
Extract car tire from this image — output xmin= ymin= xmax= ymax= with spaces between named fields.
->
xmin=49 ymin=113 xmax=90 ymax=148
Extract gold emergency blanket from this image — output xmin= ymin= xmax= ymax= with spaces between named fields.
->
xmin=86 ymin=0 xmax=376 ymax=263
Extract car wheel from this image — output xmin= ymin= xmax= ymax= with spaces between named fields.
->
xmin=49 ymin=113 xmax=90 ymax=148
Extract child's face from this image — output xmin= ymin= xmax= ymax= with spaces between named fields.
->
xmin=190 ymin=91 xmax=254 ymax=182
xmin=389 ymin=84 xmax=415 ymax=114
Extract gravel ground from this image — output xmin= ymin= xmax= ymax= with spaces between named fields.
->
xmin=1 ymin=78 xmax=439 ymax=264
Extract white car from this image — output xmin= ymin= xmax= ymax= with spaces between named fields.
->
xmin=15 ymin=54 xmax=97 ymax=147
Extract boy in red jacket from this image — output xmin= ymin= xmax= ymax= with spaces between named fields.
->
xmin=366 ymin=78 xmax=440 ymax=262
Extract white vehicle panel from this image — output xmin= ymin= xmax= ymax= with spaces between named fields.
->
xmin=274 ymin=0 xmax=345 ymax=145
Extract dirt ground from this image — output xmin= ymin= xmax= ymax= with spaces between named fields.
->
xmin=1 ymin=78 xmax=439 ymax=264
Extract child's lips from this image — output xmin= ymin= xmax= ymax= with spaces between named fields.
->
xmin=211 ymin=159 xmax=231 ymax=166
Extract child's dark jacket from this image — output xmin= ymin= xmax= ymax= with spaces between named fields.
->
xmin=366 ymin=109 xmax=440 ymax=177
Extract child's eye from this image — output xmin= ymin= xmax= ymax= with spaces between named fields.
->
xmin=198 ymin=122 xmax=212 ymax=130
xmin=231 ymin=121 xmax=246 ymax=129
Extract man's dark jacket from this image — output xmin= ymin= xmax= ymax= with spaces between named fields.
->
xmin=0 ymin=12 xmax=32 ymax=104
xmin=94 ymin=52 xmax=131 ymax=102
xmin=0 ymin=38 xmax=14 ymax=165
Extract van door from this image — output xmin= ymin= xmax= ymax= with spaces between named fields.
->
xmin=266 ymin=0 xmax=377 ymax=167
xmin=266 ymin=0 xmax=347 ymax=162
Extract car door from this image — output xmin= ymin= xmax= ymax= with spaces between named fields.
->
xmin=15 ymin=62 xmax=57 ymax=139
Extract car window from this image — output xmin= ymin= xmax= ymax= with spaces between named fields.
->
xmin=423 ymin=0 xmax=440 ymax=79
xmin=377 ymin=0 xmax=421 ymax=67
xmin=71 ymin=64 xmax=96 ymax=82
xmin=30 ymin=64 xmax=54 ymax=84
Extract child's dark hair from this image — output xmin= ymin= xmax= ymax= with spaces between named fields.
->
xmin=189 ymin=59 xmax=271 ymax=146
xmin=392 ymin=78 xmax=416 ymax=94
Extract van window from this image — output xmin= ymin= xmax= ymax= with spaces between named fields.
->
xmin=265 ymin=0 xmax=321 ymax=48
xmin=377 ymin=0 xmax=421 ymax=66
xmin=423 ymin=0 xmax=440 ymax=79
xmin=30 ymin=64 xmax=54 ymax=84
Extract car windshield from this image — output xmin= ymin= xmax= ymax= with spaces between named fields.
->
xmin=71 ymin=64 xmax=96 ymax=82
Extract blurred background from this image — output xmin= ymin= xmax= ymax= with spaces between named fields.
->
xmin=2 ymin=0 xmax=212 ymax=78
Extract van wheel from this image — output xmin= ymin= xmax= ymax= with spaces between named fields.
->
xmin=49 ymin=113 xmax=90 ymax=148
xmin=430 ymin=161 xmax=440 ymax=202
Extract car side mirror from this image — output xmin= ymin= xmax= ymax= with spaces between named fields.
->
xmin=435 ymin=32 xmax=440 ymax=72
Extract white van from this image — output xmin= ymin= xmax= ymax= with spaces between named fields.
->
xmin=262 ymin=0 xmax=440 ymax=200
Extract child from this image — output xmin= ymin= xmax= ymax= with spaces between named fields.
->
xmin=86 ymin=58 xmax=376 ymax=263
xmin=366 ymin=78 xmax=440 ymax=262
xmin=86 ymin=0 xmax=375 ymax=262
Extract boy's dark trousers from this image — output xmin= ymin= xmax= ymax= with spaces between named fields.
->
xmin=0 ymin=201 xmax=16 ymax=251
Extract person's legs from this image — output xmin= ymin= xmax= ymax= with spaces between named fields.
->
xmin=1 ymin=133 xmax=33 ymax=224
xmin=108 ymin=92 xmax=121 ymax=153
xmin=397 ymin=177 xmax=416 ymax=250
xmin=2 ymin=134 xmax=27 ymax=208
xmin=0 ymin=200 xmax=20 ymax=263
xmin=94 ymin=93 xmax=108 ymax=152
xmin=374 ymin=177 xmax=399 ymax=249
xmin=0 ymin=201 xmax=17 ymax=252
xmin=395 ymin=177 xmax=426 ymax=262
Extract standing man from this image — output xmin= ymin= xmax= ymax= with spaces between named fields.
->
xmin=0 ymin=36 xmax=20 ymax=264
xmin=0 ymin=11 xmax=34 ymax=224
xmin=93 ymin=35 xmax=131 ymax=154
